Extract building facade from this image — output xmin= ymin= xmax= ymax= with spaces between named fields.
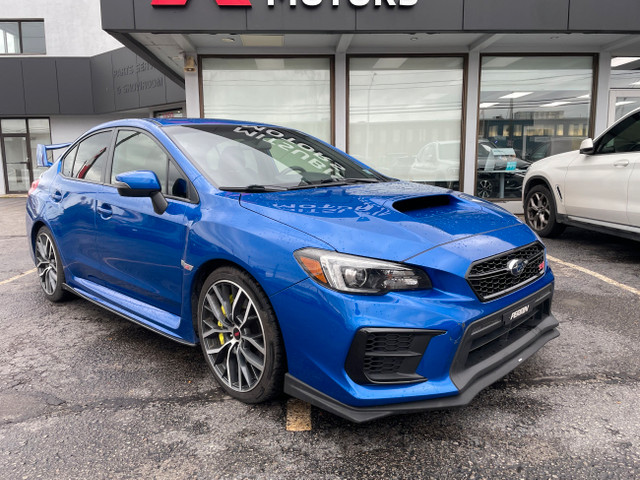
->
xmin=97 ymin=0 xmax=640 ymax=210
xmin=0 ymin=0 xmax=185 ymax=194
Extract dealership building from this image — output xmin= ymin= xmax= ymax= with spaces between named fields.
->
xmin=3 ymin=0 xmax=640 ymax=208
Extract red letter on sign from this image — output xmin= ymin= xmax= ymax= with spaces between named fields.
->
xmin=151 ymin=0 xmax=252 ymax=5
xmin=151 ymin=0 xmax=188 ymax=5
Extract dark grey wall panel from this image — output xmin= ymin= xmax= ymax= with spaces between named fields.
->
xmin=133 ymin=0 xmax=246 ymax=32
xmin=569 ymin=0 xmax=640 ymax=31
xmin=91 ymin=51 xmax=117 ymax=113
xmin=101 ymin=0 xmax=136 ymax=31
xmin=357 ymin=1 xmax=462 ymax=32
xmin=112 ymin=49 xmax=140 ymax=111
xmin=22 ymin=59 xmax=59 ymax=115
xmin=166 ymin=76 xmax=185 ymax=104
xmin=56 ymin=58 xmax=93 ymax=114
xmin=247 ymin=2 xmax=356 ymax=32
xmin=0 ymin=59 xmax=26 ymax=115
xmin=138 ymin=60 xmax=168 ymax=107
xmin=464 ymin=0 xmax=570 ymax=31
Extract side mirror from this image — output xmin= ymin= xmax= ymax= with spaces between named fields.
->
xmin=579 ymin=138 xmax=594 ymax=155
xmin=115 ymin=170 xmax=168 ymax=215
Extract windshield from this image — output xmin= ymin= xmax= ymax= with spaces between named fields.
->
xmin=164 ymin=124 xmax=384 ymax=191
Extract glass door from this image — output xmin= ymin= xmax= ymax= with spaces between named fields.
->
xmin=608 ymin=89 xmax=640 ymax=126
xmin=2 ymin=135 xmax=30 ymax=193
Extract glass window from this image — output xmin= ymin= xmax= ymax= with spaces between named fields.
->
xmin=349 ymin=57 xmax=464 ymax=188
xmin=0 ymin=22 xmax=19 ymax=54
xmin=72 ymin=131 xmax=112 ymax=182
xmin=595 ymin=111 xmax=640 ymax=154
xmin=478 ymin=56 xmax=593 ymax=198
xmin=61 ymin=145 xmax=78 ymax=177
xmin=0 ymin=21 xmax=45 ymax=55
xmin=111 ymin=130 xmax=168 ymax=192
xmin=201 ymin=57 xmax=332 ymax=143
xmin=167 ymin=160 xmax=189 ymax=199
xmin=28 ymin=119 xmax=51 ymax=178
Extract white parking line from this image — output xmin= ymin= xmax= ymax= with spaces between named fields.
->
xmin=0 ymin=268 xmax=37 ymax=286
xmin=547 ymin=255 xmax=640 ymax=297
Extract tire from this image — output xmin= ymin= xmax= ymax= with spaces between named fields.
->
xmin=197 ymin=266 xmax=285 ymax=403
xmin=524 ymin=185 xmax=566 ymax=238
xmin=34 ymin=226 xmax=70 ymax=302
xmin=476 ymin=178 xmax=495 ymax=198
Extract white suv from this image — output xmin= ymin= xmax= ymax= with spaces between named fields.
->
xmin=522 ymin=108 xmax=640 ymax=240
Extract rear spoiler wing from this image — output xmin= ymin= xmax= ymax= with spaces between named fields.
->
xmin=36 ymin=143 xmax=72 ymax=167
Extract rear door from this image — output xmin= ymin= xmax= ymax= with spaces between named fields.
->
xmin=47 ymin=130 xmax=113 ymax=281
xmin=92 ymin=129 xmax=194 ymax=317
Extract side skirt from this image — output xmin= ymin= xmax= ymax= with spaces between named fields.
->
xmin=63 ymin=283 xmax=196 ymax=347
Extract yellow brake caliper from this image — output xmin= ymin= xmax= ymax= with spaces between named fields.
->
xmin=218 ymin=294 xmax=234 ymax=345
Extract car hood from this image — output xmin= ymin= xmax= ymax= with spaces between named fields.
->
xmin=239 ymin=182 xmax=524 ymax=261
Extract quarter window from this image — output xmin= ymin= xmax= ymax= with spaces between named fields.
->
xmin=71 ymin=131 xmax=112 ymax=182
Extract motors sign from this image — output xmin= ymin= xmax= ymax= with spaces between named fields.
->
xmin=152 ymin=0 xmax=418 ymax=7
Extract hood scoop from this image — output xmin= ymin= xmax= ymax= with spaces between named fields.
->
xmin=393 ymin=195 xmax=453 ymax=213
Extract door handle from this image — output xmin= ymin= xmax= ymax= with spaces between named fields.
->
xmin=51 ymin=190 xmax=63 ymax=202
xmin=97 ymin=203 xmax=113 ymax=219
xmin=613 ymin=159 xmax=629 ymax=167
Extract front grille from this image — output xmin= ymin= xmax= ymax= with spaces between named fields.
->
xmin=450 ymin=285 xmax=555 ymax=390
xmin=345 ymin=328 xmax=443 ymax=385
xmin=467 ymin=242 xmax=545 ymax=301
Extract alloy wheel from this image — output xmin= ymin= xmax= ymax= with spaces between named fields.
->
xmin=200 ymin=280 xmax=266 ymax=392
xmin=526 ymin=192 xmax=551 ymax=231
xmin=35 ymin=232 xmax=58 ymax=296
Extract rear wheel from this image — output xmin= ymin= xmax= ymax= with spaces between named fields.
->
xmin=197 ymin=267 xmax=285 ymax=403
xmin=524 ymin=185 xmax=566 ymax=238
xmin=35 ymin=226 xmax=69 ymax=302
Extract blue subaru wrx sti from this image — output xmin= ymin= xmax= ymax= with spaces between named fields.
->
xmin=26 ymin=119 xmax=559 ymax=422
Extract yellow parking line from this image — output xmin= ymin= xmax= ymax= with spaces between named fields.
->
xmin=285 ymin=399 xmax=312 ymax=431
xmin=547 ymin=255 xmax=640 ymax=297
xmin=0 ymin=268 xmax=37 ymax=286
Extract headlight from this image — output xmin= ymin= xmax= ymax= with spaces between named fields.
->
xmin=294 ymin=248 xmax=432 ymax=295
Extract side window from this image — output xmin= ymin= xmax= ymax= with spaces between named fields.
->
xmin=111 ymin=130 xmax=168 ymax=194
xmin=596 ymin=113 xmax=640 ymax=154
xmin=61 ymin=145 xmax=78 ymax=177
xmin=71 ymin=131 xmax=112 ymax=182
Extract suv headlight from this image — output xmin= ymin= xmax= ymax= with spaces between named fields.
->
xmin=294 ymin=248 xmax=432 ymax=295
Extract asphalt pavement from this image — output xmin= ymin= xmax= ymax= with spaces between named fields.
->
xmin=1 ymin=197 xmax=638 ymax=479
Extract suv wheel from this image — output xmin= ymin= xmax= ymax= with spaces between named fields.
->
xmin=524 ymin=185 xmax=566 ymax=238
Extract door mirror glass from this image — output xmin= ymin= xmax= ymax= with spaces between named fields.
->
xmin=579 ymin=138 xmax=594 ymax=155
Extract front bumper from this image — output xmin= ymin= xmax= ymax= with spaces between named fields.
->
xmin=280 ymin=282 xmax=558 ymax=423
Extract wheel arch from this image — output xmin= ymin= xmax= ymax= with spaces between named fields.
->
xmin=523 ymin=175 xmax=554 ymax=203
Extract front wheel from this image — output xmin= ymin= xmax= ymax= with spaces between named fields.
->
xmin=197 ymin=267 xmax=285 ymax=403
xmin=524 ymin=185 xmax=566 ymax=238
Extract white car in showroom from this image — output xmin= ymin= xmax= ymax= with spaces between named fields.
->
xmin=522 ymin=108 xmax=640 ymax=240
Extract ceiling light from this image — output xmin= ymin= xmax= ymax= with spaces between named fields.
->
xmin=500 ymin=92 xmax=533 ymax=99
xmin=183 ymin=55 xmax=197 ymax=72
xmin=630 ymin=80 xmax=640 ymax=86
xmin=221 ymin=37 xmax=236 ymax=43
xmin=616 ymin=100 xmax=636 ymax=106
xmin=542 ymin=101 xmax=570 ymax=107
xmin=576 ymin=94 xmax=590 ymax=99
xmin=479 ymin=103 xmax=498 ymax=108
xmin=611 ymin=57 xmax=640 ymax=68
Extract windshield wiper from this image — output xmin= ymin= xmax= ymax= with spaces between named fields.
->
xmin=219 ymin=185 xmax=289 ymax=193
xmin=290 ymin=177 xmax=382 ymax=189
